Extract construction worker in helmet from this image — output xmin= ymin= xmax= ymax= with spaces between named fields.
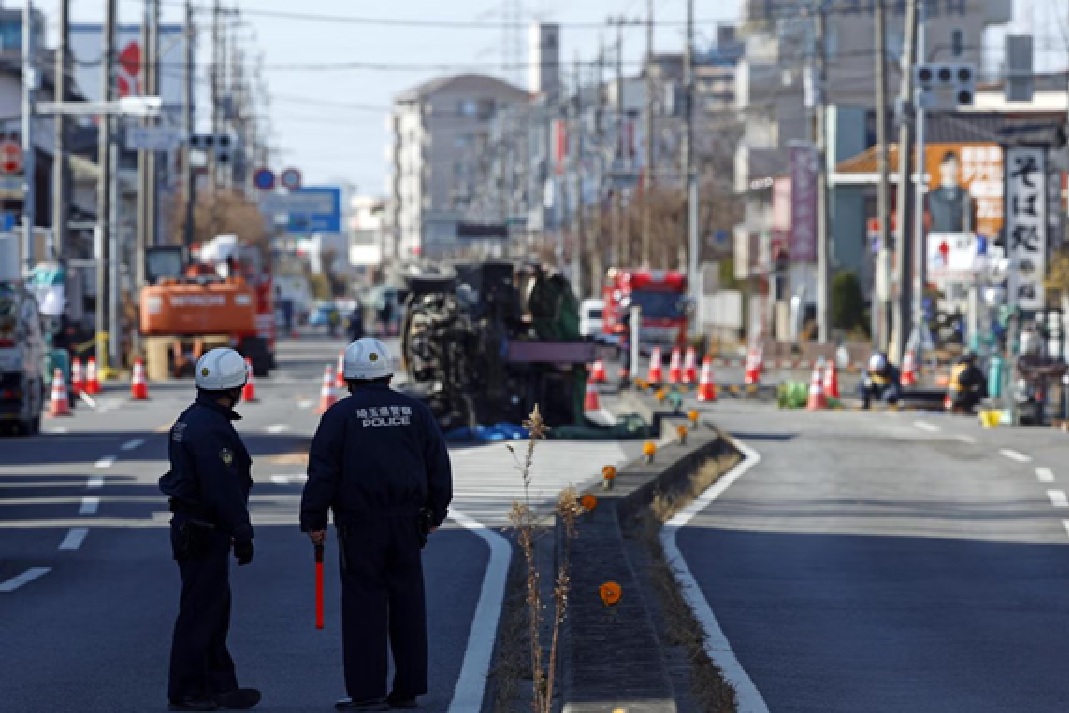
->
xmin=947 ymin=351 xmax=986 ymax=413
xmin=159 ymin=347 xmax=260 ymax=711
xmin=859 ymin=351 xmax=901 ymax=410
xmin=300 ymin=338 xmax=453 ymax=711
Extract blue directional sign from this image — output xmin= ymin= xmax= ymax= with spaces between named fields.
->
xmin=258 ymin=187 xmax=342 ymax=234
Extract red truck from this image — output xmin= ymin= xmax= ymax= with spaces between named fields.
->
xmin=602 ymin=268 xmax=689 ymax=353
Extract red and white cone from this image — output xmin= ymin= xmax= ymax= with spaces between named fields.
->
xmin=70 ymin=357 xmax=84 ymax=397
xmin=823 ymin=359 xmax=841 ymax=399
xmin=584 ymin=380 xmax=601 ymax=412
xmin=646 ymin=346 xmax=663 ymax=384
xmin=130 ymin=358 xmax=149 ymax=400
xmin=85 ymin=357 xmax=100 ymax=395
xmin=696 ymin=356 xmax=717 ymax=402
xmin=744 ymin=345 xmax=763 ymax=385
xmin=317 ymin=365 xmax=338 ymax=413
xmin=242 ymin=357 xmax=257 ymax=402
xmin=683 ymin=347 xmax=698 ymax=384
xmin=667 ymin=348 xmax=683 ymax=385
xmin=49 ymin=368 xmax=72 ymax=417
xmin=806 ymin=362 xmax=827 ymax=411
xmin=590 ymin=359 xmax=607 ymax=384
xmin=335 ymin=351 xmax=346 ymax=389
xmin=901 ymin=349 xmax=918 ymax=387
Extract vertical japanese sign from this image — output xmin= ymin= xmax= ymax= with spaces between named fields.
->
xmin=1005 ymin=146 xmax=1047 ymax=310
xmin=789 ymin=144 xmax=818 ymax=262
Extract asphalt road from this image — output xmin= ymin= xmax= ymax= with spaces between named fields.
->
xmin=0 ymin=333 xmax=660 ymax=712
xmin=677 ymin=401 xmax=1069 ymax=713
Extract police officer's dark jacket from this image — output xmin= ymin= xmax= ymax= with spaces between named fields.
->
xmin=159 ymin=394 xmax=254 ymax=544
xmin=300 ymin=383 xmax=453 ymax=532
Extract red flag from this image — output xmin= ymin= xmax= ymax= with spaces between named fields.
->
xmin=314 ymin=543 xmax=325 ymax=630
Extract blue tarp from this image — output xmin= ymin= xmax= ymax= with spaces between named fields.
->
xmin=445 ymin=423 xmax=530 ymax=443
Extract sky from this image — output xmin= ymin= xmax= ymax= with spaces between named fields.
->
xmin=35 ymin=0 xmax=1069 ymax=197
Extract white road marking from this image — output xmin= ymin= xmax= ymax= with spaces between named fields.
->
xmin=86 ymin=475 xmax=104 ymax=489
xmin=661 ymin=437 xmax=770 ymax=713
xmin=297 ymin=400 xmax=313 ymax=410
xmin=59 ymin=527 xmax=90 ymax=551
xmin=954 ymin=434 xmax=978 ymax=444
xmin=94 ymin=456 xmax=116 ymax=469
xmin=999 ymin=448 xmax=1032 ymax=463
xmin=445 ymin=510 xmax=511 ymax=713
xmin=120 ymin=439 xmax=144 ymax=451
xmin=1048 ymin=490 xmax=1068 ymax=508
xmin=0 ymin=567 xmax=52 ymax=593
xmin=79 ymin=497 xmax=100 ymax=515
xmin=914 ymin=420 xmax=940 ymax=432
xmin=1037 ymin=468 xmax=1055 ymax=483
xmin=270 ymin=474 xmax=307 ymax=485
xmin=266 ymin=424 xmax=289 ymax=434
xmin=43 ymin=426 xmax=69 ymax=435
xmin=1063 ymin=520 xmax=1069 ymax=540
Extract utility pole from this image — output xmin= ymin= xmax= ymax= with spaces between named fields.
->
xmin=21 ymin=0 xmax=36 ymax=269
xmin=184 ymin=0 xmax=196 ymax=248
xmin=642 ymin=0 xmax=654 ymax=268
xmin=571 ymin=55 xmax=583 ymax=300
xmin=875 ymin=0 xmax=892 ymax=351
xmin=210 ymin=0 xmax=221 ymax=189
xmin=893 ymin=0 xmax=919 ymax=363
xmin=615 ymin=20 xmax=625 ymax=267
xmin=148 ymin=0 xmax=160 ymax=249
xmin=96 ymin=0 xmax=116 ymax=373
xmin=684 ymin=0 xmax=699 ymax=337
xmin=912 ymin=0 xmax=928 ymax=359
xmin=814 ymin=2 xmax=830 ymax=343
xmin=136 ymin=1 xmax=150 ymax=286
xmin=52 ymin=0 xmax=70 ymax=261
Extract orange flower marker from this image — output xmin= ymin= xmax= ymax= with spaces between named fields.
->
xmin=599 ymin=581 xmax=622 ymax=608
xmin=676 ymin=424 xmax=689 ymax=445
xmin=601 ymin=465 xmax=617 ymax=491
xmin=688 ymin=409 xmax=700 ymax=428
xmin=655 ymin=388 xmax=667 ymax=404
xmin=580 ymin=493 xmax=598 ymax=511
xmin=642 ymin=440 xmax=656 ymax=465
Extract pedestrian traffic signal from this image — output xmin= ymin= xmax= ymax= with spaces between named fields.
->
xmin=188 ymin=132 xmax=235 ymax=165
xmin=914 ymin=62 xmax=975 ymax=108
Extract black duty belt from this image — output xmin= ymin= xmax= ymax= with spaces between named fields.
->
xmin=168 ymin=497 xmax=216 ymax=523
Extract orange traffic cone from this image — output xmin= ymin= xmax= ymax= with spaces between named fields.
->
xmin=668 ymin=348 xmax=683 ymax=384
xmin=49 ymin=368 xmax=72 ymax=417
xmin=590 ymin=359 xmax=607 ymax=384
xmin=70 ymin=357 xmax=84 ymax=397
xmin=944 ymin=394 xmax=953 ymax=411
xmin=584 ymin=380 xmax=601 ymax=411
xmin=335 ymin=351 xmax=346 ymax=389
xmin=823 ymin=359 xmax=841 ymax=399
xmin=683 ymin=347 xmax=698 ymax=384
xmin=697 ymin=356 xmax=717 ymax=402
xmin=242 ymin=357 xmax=257 ymax=402
xmin=744 ymin=345 xmax=763 ymax=385
xmin=85 ymin=357 xmax=100 ymax=395
xmin=901 ymin=349 xmax=918 ymax=386
xmin=130 ymin=358 xmax=149 ymax=400
xmin=647 ymin=346 xmax=663 ymax=384
xmin=317 ymin=365 xmax=338 ymax=413
xmin=806 ymin=362 xmax=827 ymax=411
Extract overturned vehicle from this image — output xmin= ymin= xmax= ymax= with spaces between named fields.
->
xmin=398 ymin=261 xmax=607 ymax=434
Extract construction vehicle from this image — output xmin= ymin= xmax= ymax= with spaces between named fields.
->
xmin=139 ymin=236 xmax=276 ymax=379
xmin=602 ymin=268 xmax=690 ymax=354
xmin=399 ymin=261 xmax=600 ymax=432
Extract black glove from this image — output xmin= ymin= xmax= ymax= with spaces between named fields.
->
xmin=234 ymin=540 xmax=254 ymax=566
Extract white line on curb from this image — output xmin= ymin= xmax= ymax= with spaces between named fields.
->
xmin=120 ymin=439 xmax=144 ymax=451
xmin=79 ymin=497 xmax=100 ymax=515
xmin=94 ymin=456 xmax=116 ymax=469
xmin=1037 ymin=468 xmax=1055 ymax=483
xmin=1048 ymin=490 xmax=1068 ymax=508
xmin=0 ymin=567 xmax=51 ymax=593
xmin=661 ymin=438 xmax=770 ymax=713
xmin=445 ymin=510 xmax=512 ymax=713
xmin=1000 ymin=448 xmax=1032 ymax=463
xmin=914 ymin=420 xmax=940 ymax=432
xmin=59 ymin=528 xmax=90 ymax=551
xmin=86 ymin=475 xmax=104 ymax=489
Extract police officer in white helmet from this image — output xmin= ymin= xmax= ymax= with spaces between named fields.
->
xmin=301 ymin=338 xmax=453 ymax=711
xmin=160 ymin=348 xmax=260 ymax=711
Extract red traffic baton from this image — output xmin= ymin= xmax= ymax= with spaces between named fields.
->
xmin=314 ymin=542 xmax=325 ymax=630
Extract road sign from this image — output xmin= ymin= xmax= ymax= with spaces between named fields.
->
xmin=252 ymin=168 xmax=275 ymax=190
xmin=0 ymin=141 xmax=22 ymax=174
xmin=928 ymin=232 xmax=980 ymax=278
xmin=259 ymin=187 xmax=341 ymax=233
xmin=280 ymin=168 xmax=302 ymax=191
xmin=125 ymin=125 xmax=182 ymax=151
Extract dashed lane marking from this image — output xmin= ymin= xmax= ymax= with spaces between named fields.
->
xmin=1048 ymin=490 xmax=1068 ymax=508
xmin=59 ymin=528 xmax=89 ymax=551
xmin=914 ymin=420 xmax=940 ymax=432
xmin=270 ymin=474 xmax=307 ymax=485
xmin=79 ymin=497 xmax=100 ymax=515
xmin=266 ymin=424 xmax=289 ymax=434
xmin=954 ymin=434 xmax=978 ymax=444
xmin=0 ymin=567 xmax=51 ymax=593
xmin=1037 ymin=468 xmax=1055 ymax=483
xmin=120 ymin=439 xmax=144 ymax=451
xmin=94 ymin=456 xmax=116 ymax=469
xmin=999 ymin=448 xmax=1032 ymax=463
xmin=86 ymin=475 xmax=104 ymax=489
xmin=43 ymin=426 xmax=68 ymax=435
xmin=297 ymin=400 xmax=313 ymax=410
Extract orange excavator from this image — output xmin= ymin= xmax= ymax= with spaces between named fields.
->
xmin=140 ymin=240 xmax=276 ymax=379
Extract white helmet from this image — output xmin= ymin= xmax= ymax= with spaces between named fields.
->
xmin=195 ymin=347 xmax=249 ymax=391
xmin=868 ymin=353 xmax=888 ymax=373
xmin=343 ymin=337 xmax=393 ymax=380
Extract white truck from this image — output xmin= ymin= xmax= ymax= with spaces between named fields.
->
xmin=0 ymin=235 xmax=47 ymax=435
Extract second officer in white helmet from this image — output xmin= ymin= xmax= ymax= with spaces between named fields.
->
xmin=300 ymin=337 xmax=453 ymax=711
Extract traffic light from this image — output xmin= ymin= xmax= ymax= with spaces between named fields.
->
xmin=188 ymin=133 xmax=234 ymax=165
xmin=914 ymin=63 xmax=975 ymax=108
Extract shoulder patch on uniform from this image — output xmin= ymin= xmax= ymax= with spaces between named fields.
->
xmin=220 ymin=448 xmax=234 ymax=465
xmin=171 ymin=422 xmax=187 ymax=442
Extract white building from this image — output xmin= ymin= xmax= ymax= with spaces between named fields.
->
xmin=349 ymin=195 xmax=385 ymax=280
